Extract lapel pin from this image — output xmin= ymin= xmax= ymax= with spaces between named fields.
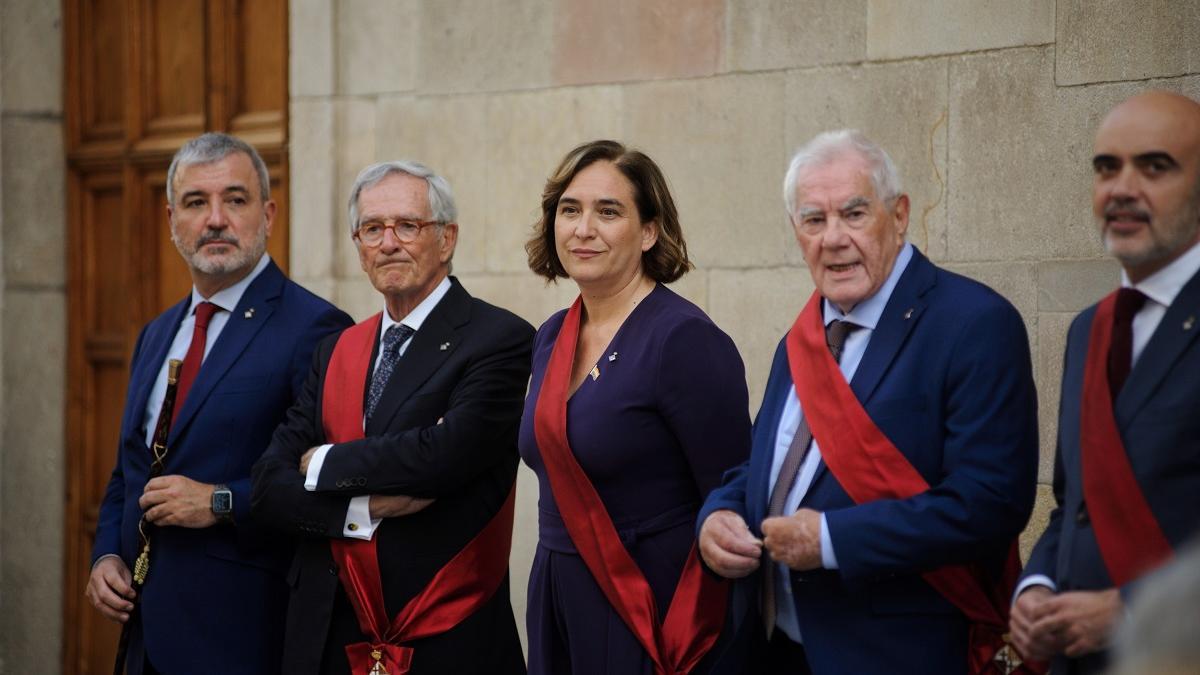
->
xmin=903 ymin=308 xmax=914 ymax=320
xmin=1184 ymin=316 xmax=1195 ymax=331
xmin=439 ymin=342 xmax=450 ymax=351
xmin=608 ymin=351 xmax=618 ymax=362
xmin=243 ymin=307 xmax=255 ymax=319
xmin=590 ymin=365 xmax=601 ymax=381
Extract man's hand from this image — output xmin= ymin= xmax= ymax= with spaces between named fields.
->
xmin=139 ymin=475 xmax=217 ymax=528
xmin=1010 ymin=585 xmax=1065 ymax=661
xmin=761 ymin=508 xmax=823 ymax=571
xmin=699 ymin=510 xmax=763 ymax=578
xmin=369 ymin=494 xmax=435 ymax=519
xmin=85 ymin=556 xmax=135 ymax=623
xmin=1028 ymin=588 xmax=1122 ymax=658
xmin=299 ymin=446 xmax=320 ymax=476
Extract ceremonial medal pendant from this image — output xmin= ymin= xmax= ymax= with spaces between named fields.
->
xmin=369 ymin=649 xmax=389 ymax=675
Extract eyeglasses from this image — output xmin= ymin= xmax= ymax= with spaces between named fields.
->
xmin=353 ymin=219 xmax=442 ymax=246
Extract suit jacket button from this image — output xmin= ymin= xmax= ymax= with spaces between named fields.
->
xmin=329 ymin=564 xmax=338 ymax=575
xmin=1076 ymin=507 xmax=1089 ymax=525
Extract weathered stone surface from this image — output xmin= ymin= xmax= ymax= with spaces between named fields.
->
xmin=510 ymin=464 xmax=538 ymax=649
xmin=1 ymin=289 xmax=66 ymax=670
xmin=553 ymin=0 xmax=722 ymax=85
xmin=708 ymin=267 xmax=813 ymax=412
xmin=456 ymin=272 xmax=578 ymax=330
xmin=0 ymin=0 xmax=62 ymax=112
xmin=624 ymin=74 xmax=790 ymax=269
xmin=375 ymin=94 xmax=490 ymax=274
xmin=337 ymin=0 xmax=417 ymax=95
xmin=334 ymin=100 xmax=378 ymax=280
xmin=948 ymin=48 xmax=1061 ymax=262
xmin=1021 ymin=483 xmax=1056 ymax=562
xmin=484 ymin=86 xmax=624 ymax=273
xmin=1037 ymin=312 xmax=1076 ymax=483
xmin=785 ymin=59 xmax=950 ymax=261
xmin=1037 ymin=259 xmax=1120 ymax=313
xmin=289 ymin=100 xmax=337 ymax=281
xmin=867 ymin=0 xmax=1053 ymax=60
xmin=1057 ymin=0 xmax=1200 ymax=86
xmin=1 ymin=117 xmax=65 ymax=287
xmin=666 ymin=269 xmax=709 ymax=312
xmin=290 ymin=0 xmax=335 ymax=97
xmin=726 ymin=0 xmax=866 ymax=72
xmin=417 ymin=0 xmax=553 ymax=94
xmin=333 ymin=276 xmax=383 ymax=322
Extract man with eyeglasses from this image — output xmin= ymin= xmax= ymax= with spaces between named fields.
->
xmin=698 ymin=130 xmax=1038 ymax=674
xmin=252 ymin=160 xmax=532 ymax=674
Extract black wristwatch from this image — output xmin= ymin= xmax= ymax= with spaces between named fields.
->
xmin=212 ymin=484 xmax=234 ymax=524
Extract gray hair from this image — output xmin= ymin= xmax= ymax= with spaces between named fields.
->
xmin=347 ymin=160 xmax=458 ymax=235
xmin=167 ymin=132 xmax=271 ymax=204
xmin=1109 ymin=541 xmax=1200 ymax=675
xmin=783 ymin=129 xmax=903 ymax=218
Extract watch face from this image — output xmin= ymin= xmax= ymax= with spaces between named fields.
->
xmin=213 ymin=490 xmax=233 ymax=514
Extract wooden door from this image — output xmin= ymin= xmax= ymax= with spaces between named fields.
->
xmin=62 ymin=2 xmax=289 ymax=672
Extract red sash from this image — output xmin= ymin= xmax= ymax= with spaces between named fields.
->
xmin=786 ymin=292 xmax=1041 ymax=675
xmin=322 ymin=313 xmax=517 ymax=675
xmin=532 ymin=297 xmax=729 ymax=675
xmin=1079 ymin=291 xmax=1173 ymax=586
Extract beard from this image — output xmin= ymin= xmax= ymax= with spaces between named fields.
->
xmin=1101 ymin=195 xmax=1200 ymax=271
xmin=172 ymin=223 xmax=268 ymax=276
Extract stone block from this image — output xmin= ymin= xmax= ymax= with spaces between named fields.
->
xmin=867 ymin=0 xmax=1053 ymax=60
xmin=1 ymin=289 xmax=66 ymax=668
xmin=334 ymin=100 xmax=378 ymax=279
xmin=1057 ymin=0 xmax=1200 ymax=86
xmin=337 ymin=0 xmax=418 ymax=95
xmin=1020 ymin=483 xmax=1056 ymax=562
xmin=708 ymin=267 xmax=813 ymax=412
xmin=785 ymin=60 xmax=950 ymax=261
xmin=624 ymin=74 xmax=791 ymax=269
xmin=0 ymin=0 xmax=61 ymax=112
xmin=290 ymin=0 xmax=335 ymax=97
xmin=726 ymin=0 xmax=866 ymax=71
xmin=948 ymin=48 xmax=1063 ymax=262
xmin=417 ymin=0 xmax=553 ymax=94
xmin=484 ymin=86 xmax=624 ymax=273
xmin=1036 ymin=312 xmax=1075 ymax=483
xmin=289 ymin=100 xmax=337 ymax=280
xmin=1 ymin=117 xmax=65 ymax=287
xmin=510 ymin=463 xmax=538 ymax=650
xmin=334 ymin=276 xmax=384 ymax=322
xmin=455 ymin=272 xmax=579 ymax=330
xmin=1037 ymin=259 xmax=1120 ymax=313
xmin=552 ymin=0 xmax=722 ymax=85
xmin=375 ymin=94 xmax=490 ymax=274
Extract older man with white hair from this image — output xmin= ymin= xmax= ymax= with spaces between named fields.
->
xmin=698 ymin=130 xmax=1039 ymax=674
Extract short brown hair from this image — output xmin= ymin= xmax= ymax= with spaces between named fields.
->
xmin=526 ymin=139 xmax=693 ymax=283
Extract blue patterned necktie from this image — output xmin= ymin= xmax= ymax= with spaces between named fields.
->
xmin=365 ymin=323 xmax=415 ymax=423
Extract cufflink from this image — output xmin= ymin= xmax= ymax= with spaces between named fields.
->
xmin=347 ymin=523 xmax=359 ymax=532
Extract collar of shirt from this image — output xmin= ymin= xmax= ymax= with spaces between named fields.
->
xmin=378 ymin=275 xmax=452 ymax=354
xmin=822 ymin=242 xmax=914 ymax=330
xmin=1121 ymin=239 xmax=1200 ymax=309
xmin=187 ymin=252 xmax=271 ymax=314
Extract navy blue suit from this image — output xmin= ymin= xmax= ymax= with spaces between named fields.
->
xmin=92 ymin=260 xmax=352 ymax=675
xmin=700 ymin=248 xmax=1038 ymax=674
xmin=1023 ymin=266 xmax=1200 ymax=674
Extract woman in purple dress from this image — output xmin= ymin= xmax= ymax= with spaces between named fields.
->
xmin=519 ymin=140 xmax=752 ymax=674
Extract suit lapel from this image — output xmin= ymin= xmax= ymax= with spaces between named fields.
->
xmin=750 ymin=344 xmax=792 ymax=527
xmin=127 ymin=299 xmax=190 ymax=439
xmin=366 ymin=279 xmax=470 ymax=435
xmin=169 ymin=261 xmax=285 ymax=444
xmin=1117 ymin=267 xmax=1200 ymax=423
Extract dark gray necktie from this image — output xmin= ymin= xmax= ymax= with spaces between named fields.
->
xmin=365 ymin=323 xmax=415 ymax=423
xmin=762 ymin=318 xmax=860 ymax=634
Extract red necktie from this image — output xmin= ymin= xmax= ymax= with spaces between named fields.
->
xmin=1108 ymin=288 xmax=1147 ymax=401
xmin=172 ymin=301 xmax=221 ymax=425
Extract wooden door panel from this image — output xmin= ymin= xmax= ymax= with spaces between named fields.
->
xmin=141 ymin=0 xmax=208 ymax=137
xmin=79 ymin=0 xmax=127 ymax=143
xmin=230 ymin=0 xmax=286 ymax=132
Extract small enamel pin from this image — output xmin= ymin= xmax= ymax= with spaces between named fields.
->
xmin=608 ymin=352 xmax=618 ymax=362
xmin=1184 ymin=315 xmax=1196 ymax=331
xmin=903 ymin=308 xmax=914 ymax=320
xmin=244 ymin=307 xmax=256 ymax=319
xmin=590 ymin=365 xmax=601 ymax=381
xmin=440 ymin=342 xmax=451 ymax=351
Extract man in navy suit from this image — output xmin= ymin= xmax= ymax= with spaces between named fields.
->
xmin=1011 ymin=91 xmax=1200 ymax=674
xmin=86 ymin=133 xmax=353 ymax=674
xmin=699 ymin=130 xmax=1038 ymax=674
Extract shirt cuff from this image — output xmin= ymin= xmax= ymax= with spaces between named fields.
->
xmin=819 ymin=513 xmax=838 ymax=569
xmin=1013 ymin=574 xmax=1057 ymax=604
xmin=92 ymin=553 xmax=122 ymax=571
xmin=344 ymin=495 xmax=381 ymax=540
xmin=303 ymin=444 xmax=334 ymax=491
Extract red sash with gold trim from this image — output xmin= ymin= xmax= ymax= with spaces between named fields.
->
xmin=1080 ymin=291 xmax=1174 ymax=586
xmin=532 ymin=297 xmax=728 ymax=675
xmin=322 ymin=313 xmax=517 ymax=675
xmin=786 ymin=292 xmax=1041 ymax=675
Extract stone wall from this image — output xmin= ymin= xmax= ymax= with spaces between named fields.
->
xmin=289 ymin=0 xmax=1200 ymax=643
xmin=0 ymin=0 xmax=67 ymax=672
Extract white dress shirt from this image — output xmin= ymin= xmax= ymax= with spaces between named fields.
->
xmin=770 ymin=243 xmax=914 ymax=642
xmin=304 ymin=276 xmax=453 ymax=540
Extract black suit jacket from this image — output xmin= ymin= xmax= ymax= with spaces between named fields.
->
xmin=252 ymin=278 xmax=533 ymax=675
